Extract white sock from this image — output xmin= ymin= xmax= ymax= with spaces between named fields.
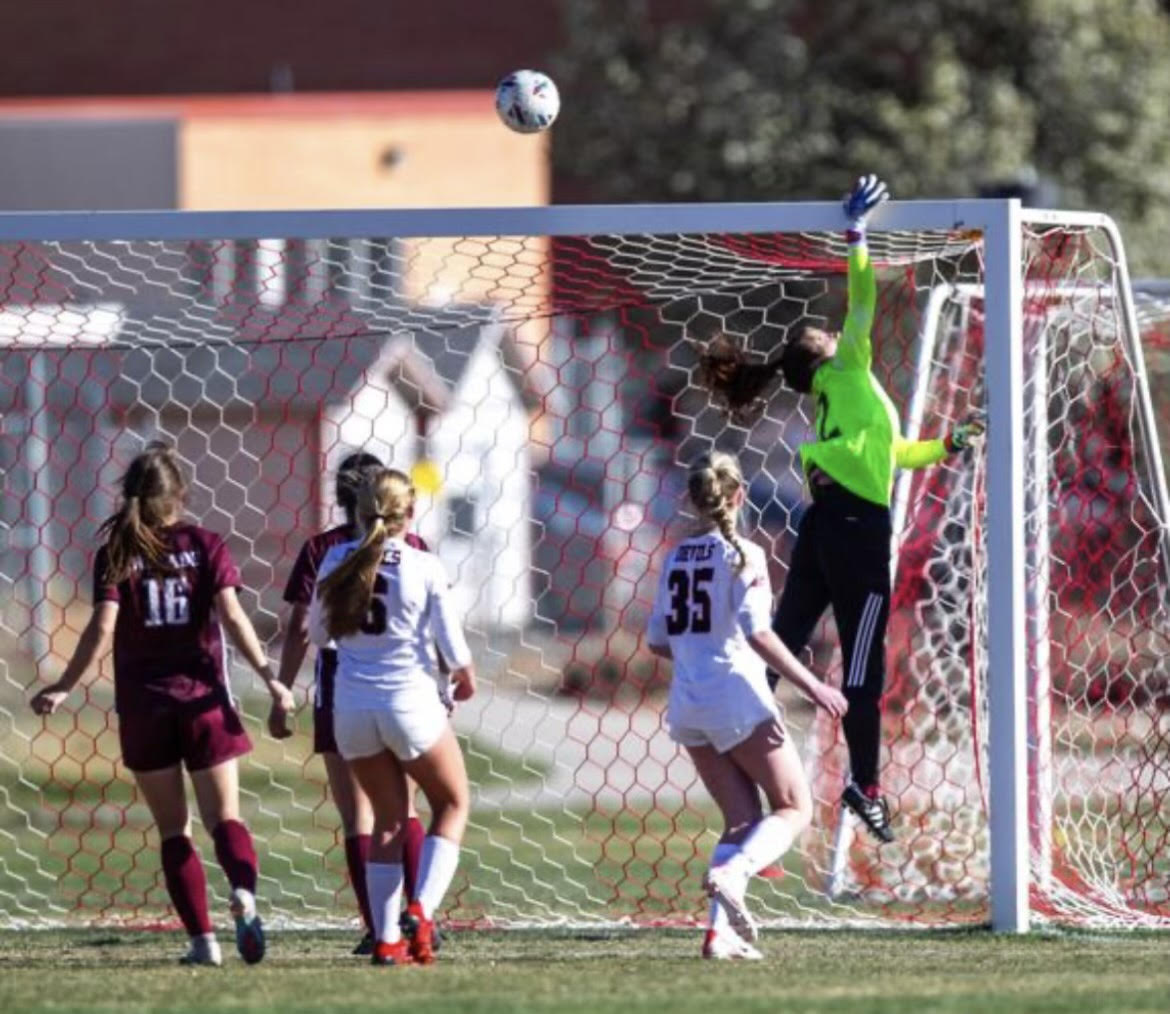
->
xmin=707 ymin=842 xmax=738 ymax=932
xmin=728 ymin=815 xmax=797 ymax=880
xmin=416 ymin=835 xmax=460 ymax=920
xmin=366 ymin=862 xmax=404 ymax=944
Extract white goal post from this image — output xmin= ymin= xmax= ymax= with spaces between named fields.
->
xmin=1 ymin=198 xmax=1166 ymax=935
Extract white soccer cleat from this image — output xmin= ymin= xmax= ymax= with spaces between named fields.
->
xmin=179 ymin=934 xmax=223 ymax=967
xmin=703 ymin=865 xmax=759 ymax=943
xmin=702 ymin=928 xmax=763 ymax=961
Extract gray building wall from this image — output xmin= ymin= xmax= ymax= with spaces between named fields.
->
xmin=0 ymin=120 xmax=176 ymax=211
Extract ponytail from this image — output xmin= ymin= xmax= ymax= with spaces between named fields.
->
xmin=317 ymin=518 xmax=389 ymax=639
xmin=317 ymin=468 xmax=415 ymax=639
xmin=98 ymin=443 xmax=187 ymax=583
xmin=695 ymin=334 xmax=785 ymax=424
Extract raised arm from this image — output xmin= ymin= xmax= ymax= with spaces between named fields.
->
xmin=836 ymin=242 xmax=877 ymax=371
xmin=835 ymin=175 xmax=889 ymax=372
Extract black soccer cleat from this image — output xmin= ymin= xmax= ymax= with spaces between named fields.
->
xmin=842 ymin=782 xmax=895 ymax=843
xmin=352 ymin=931 xmax=375 ymax=956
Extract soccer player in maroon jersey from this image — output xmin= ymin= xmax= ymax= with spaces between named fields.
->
xmin=268 ymin=451 xmax=433 ymax=955
xmin=30 ymin=443 xmax=295 ymax=967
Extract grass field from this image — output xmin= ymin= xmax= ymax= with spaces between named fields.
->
xmin=5 ymin=676 xmax=1166 ymax=930
xmin=1 ymin=928 xmax=1168 ymax=1013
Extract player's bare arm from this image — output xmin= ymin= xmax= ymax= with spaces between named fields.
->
xmin=268 ymin=601 xmax=310 ymax=739
xmin=215 ymin=587 xmax=295 ymax=716
xmin=746 ymin=629 xmax=848 ymax=719
xmin=30 ymin=601 xmax=119 ymax=715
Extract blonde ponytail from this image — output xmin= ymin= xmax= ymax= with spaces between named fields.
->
xmin=687 ymin=451 xmax=747 ymax=570
xmin=317 ymin=468 xmax=415 ymax=639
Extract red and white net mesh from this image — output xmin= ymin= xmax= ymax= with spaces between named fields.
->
xmin=0 ymin=221 xmax=1167 ymax=930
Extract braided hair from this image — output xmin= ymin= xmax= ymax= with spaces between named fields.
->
xmin=686 ymin=451 xmax=747 ymax=570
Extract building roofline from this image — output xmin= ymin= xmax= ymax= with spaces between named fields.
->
xmin=0 ymin=90 xmax=493 ymax=121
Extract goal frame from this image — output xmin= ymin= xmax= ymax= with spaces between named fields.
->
xmin=2 ymin=196 xmax=1151 ymax=934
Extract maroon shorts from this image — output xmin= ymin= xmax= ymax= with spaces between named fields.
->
xmin=119 ymin=700 xmax=252 ymax=773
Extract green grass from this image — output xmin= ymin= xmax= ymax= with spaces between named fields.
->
xmin=1 ymin=928 xmax=1168 ymax=1013
xmin=2 ymin=698 xmax=1151 ymax=930
xmin=2 ymin=684 xmax=1164 ymax=931
xmin=0 ymin=710 xmax=567 ymax=926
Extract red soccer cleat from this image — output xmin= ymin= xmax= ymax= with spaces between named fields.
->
xmin=757 ymin=863 xmax=784 ymax=880
xmin=400 ymin=901 xmax=437 ymax=965
xmin=371 ymin=939 xmax=413 ymax=966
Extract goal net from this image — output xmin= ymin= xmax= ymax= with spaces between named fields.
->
xmin=1 ymin=204 xmax=1167 ymax=931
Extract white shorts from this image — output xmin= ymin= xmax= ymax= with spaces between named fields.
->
xmin=333 ymin=691 xmax=449 ymax=762
xmin=667 ymin=692 xmax=780 ymax=754
xmin=669 ymin=717 xmax=779 ymax=754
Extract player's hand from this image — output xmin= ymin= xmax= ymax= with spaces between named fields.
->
xmin=451 ymin=665 xmax=476 ymax=702
xmin=811 ymin=681 xmax=849 ymax=719
xmin=947 ymin=412 xmax=986 ymax=453
xmin=267 ymin=699 xmax=294 ymax=740
xmin=843 ymin=173 xmax=889 ymax=230
xmin=266 ymin=681 xmax=297 ymax=721
xmin=30 ymin=685 xmax=69 ymax=716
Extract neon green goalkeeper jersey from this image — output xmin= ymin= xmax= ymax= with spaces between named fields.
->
xmin=800 ymin=241 xmax=947 ymax=507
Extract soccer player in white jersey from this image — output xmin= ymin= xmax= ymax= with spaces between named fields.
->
xmin=308 ymin=467 xmax=475 ymax=967
xmin=647 ymin=451 xmax=848 ymax=959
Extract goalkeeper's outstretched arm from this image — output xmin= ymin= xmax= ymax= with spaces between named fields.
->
xmin=834 ymin=174 xmax=888 ymax=372
xmin=895 ymin=414 xmax=986 ymax=470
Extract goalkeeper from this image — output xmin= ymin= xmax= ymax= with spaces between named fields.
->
xmin=697 ymin=175 xmax=983 ymax=843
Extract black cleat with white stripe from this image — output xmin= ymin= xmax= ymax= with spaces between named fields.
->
xmin=842 ymin=782 xmax=894 ymax=843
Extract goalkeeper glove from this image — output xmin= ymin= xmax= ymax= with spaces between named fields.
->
xmin=945 ymin=413 xmax=986 ymax=453
xmin=843 ymin=173 xmax=889 ymax=238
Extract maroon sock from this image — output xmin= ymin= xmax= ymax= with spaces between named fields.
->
xmin=344 ymin=834 xmax=374 ymax=933
xmin=403 ymin=817 xmax=426 ymax=902
xmin=161 ymin=835 xmax=213 ymax=936
xmin=211 ymin=819 xmax=258 ymax=895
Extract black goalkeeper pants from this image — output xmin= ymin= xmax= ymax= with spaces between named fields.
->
xmin=771 ymin=483 xmax=892 ymax=791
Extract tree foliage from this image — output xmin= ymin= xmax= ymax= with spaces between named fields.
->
xmin=551 ymin=0 xmax=1170 ymax=274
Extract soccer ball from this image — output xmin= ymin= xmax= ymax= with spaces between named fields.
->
xmin=495 ymin=70 xmax=560 ymax=134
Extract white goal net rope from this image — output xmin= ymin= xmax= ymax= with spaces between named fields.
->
xmin=1 ymin=215 xmax=1167 ymax=929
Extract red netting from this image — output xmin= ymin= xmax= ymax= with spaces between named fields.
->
xmin=1 ymin=221 xmax=1167 ymax=930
